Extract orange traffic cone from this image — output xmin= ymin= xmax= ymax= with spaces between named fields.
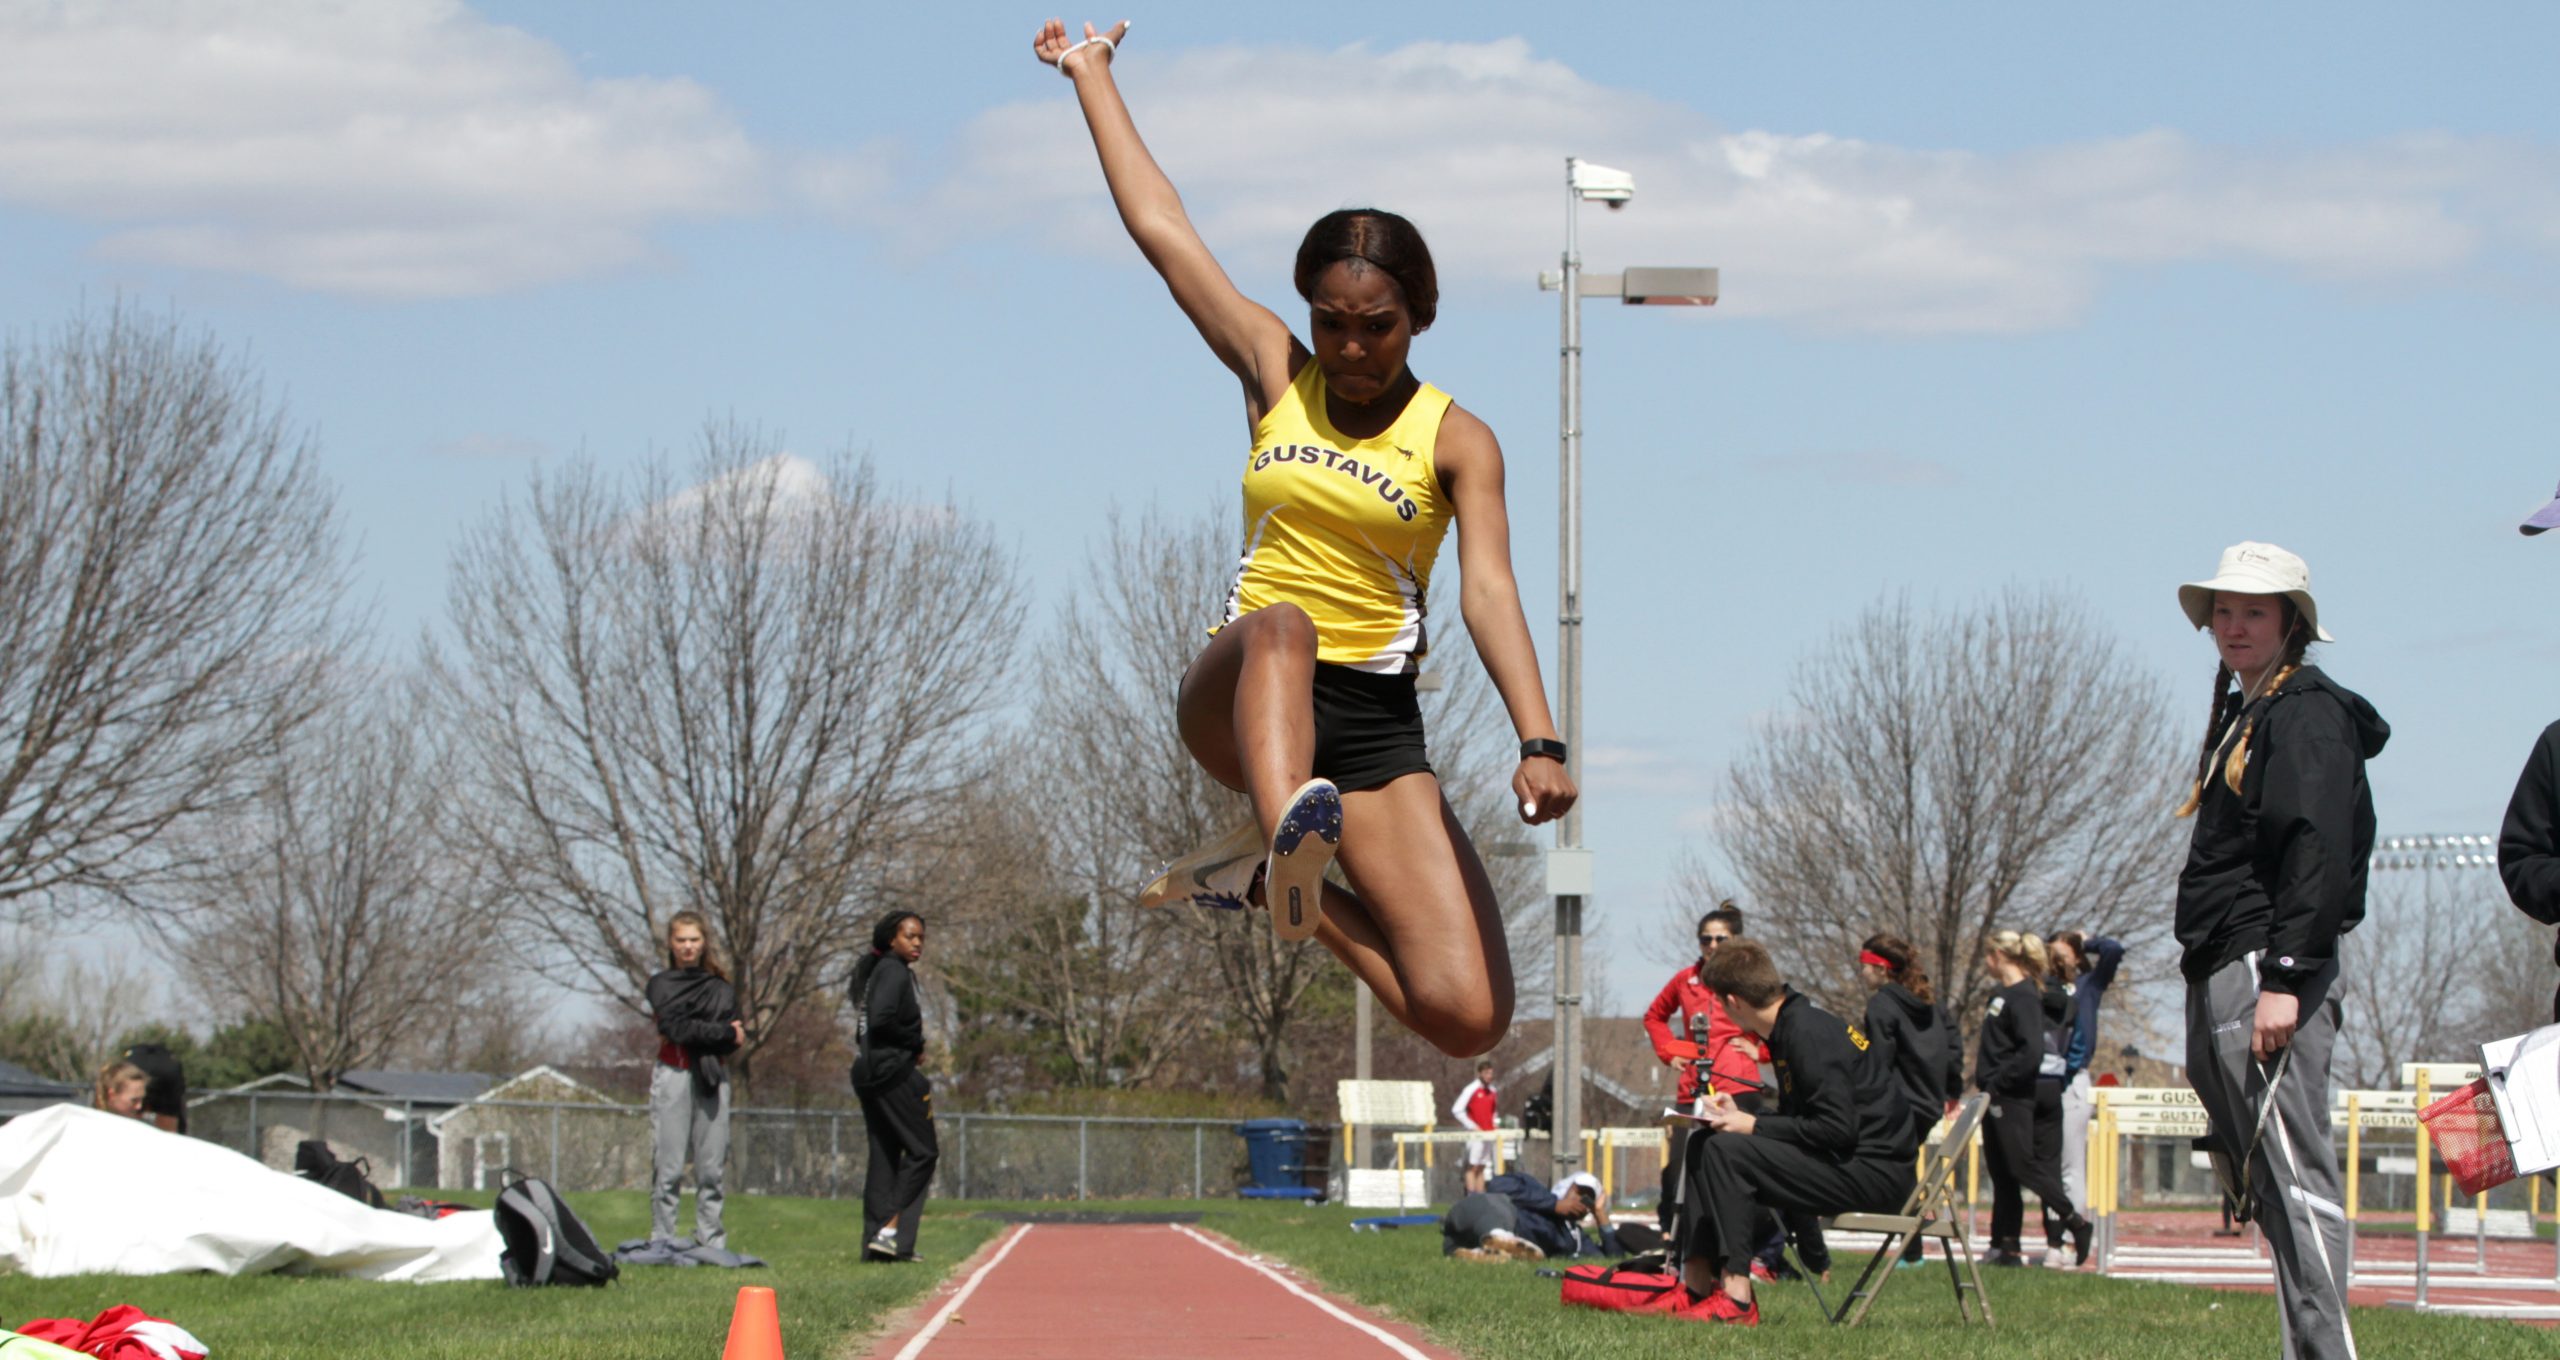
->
xmin=722 ymin=1285 xmax=783 ymax=1360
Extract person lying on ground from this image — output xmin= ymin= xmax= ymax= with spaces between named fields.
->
xmin=1671 ymin=939 xmax=1917 ymax=1326
xmin=1441 ymin=1170 xmax=1616 ymax=1261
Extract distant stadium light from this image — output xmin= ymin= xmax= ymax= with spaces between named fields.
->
xmin=2369 ymin=833 xmax=2500 ymax=872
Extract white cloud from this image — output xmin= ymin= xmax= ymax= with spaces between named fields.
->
xmin=0 ymin=0 xmax=765 ymax=296
xmin=639 ymin=453 xmax=832 ymax=529
xmin=910 ymin=38 xmax=2555 ymax=333
xmin=1582 ymin=744 xmax=1709 ymax=798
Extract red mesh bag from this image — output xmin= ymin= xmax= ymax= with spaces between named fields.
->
xmin=2417 ymin=1078 xmax=2517 ymax=1197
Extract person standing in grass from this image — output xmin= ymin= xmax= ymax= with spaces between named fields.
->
xmin=1973 ymin=930 xmax=2090 ymax=1268
xmin=1450 ymin=1059 xmax=1499 ymax=1195
xmin=1855 ymin=932 xmax=1957 ymax=1264
xmin=2172 ymin=541 xmax=2384 ymax=1360
xmin=647 ymin=911 xmax=742 ymax=1249
xmin=2500 ymin=480 xmax=2560 ymax=1023
xmin=2046 ymin=931 xmax=2124 ymax=1232
xmin=853 ymin=910 xmax=936 ymax=1262
xmin=1642 ymin=904 xmax=1763 ymax=1240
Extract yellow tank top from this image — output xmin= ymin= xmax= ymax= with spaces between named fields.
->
xmin=1218 ymin=360 xmax=1455 ymax=673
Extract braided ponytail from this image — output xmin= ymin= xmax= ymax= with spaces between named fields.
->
xmin=2216 ymin=662 xmax=2301 ymax=796
xmin=2174 ymin=663 xmax=2239 ymax=818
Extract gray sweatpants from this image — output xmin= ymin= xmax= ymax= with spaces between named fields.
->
xmin=650 ymin=1062 xmax=730 ymax=1248
xmin=2185 ymin=956 xmax=2356 ymax=1360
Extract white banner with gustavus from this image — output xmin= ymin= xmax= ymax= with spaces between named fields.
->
xmin=0 ymin=1104 xmax=500 ymax=1281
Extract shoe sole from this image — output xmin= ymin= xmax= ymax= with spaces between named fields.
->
xmin=1263 ymin=780 xmax=1341 ymax=942
xmin=1137 ymin=820 xmax=1262 ymax=909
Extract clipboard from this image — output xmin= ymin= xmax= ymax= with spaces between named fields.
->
xmin=2479 ymin=1022 xmax=2560 ymax=1176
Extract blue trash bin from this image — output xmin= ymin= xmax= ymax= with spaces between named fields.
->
xmin=1236 ymin=1118 xmax=1321 ymax=1199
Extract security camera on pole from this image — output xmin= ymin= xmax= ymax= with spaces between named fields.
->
xmin=1537 ymin=158 xmax=1717 ymax=1180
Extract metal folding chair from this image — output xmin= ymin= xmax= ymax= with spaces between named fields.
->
xmin=1795 ymin=1093 xmax=1996 ymax=1328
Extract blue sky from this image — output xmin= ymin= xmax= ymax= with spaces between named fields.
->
xmin=3 ymin=1 xmax=2555 ymax=1020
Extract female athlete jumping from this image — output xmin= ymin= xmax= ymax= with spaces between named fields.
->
xmin=1039 ymin=18 xmax=1573 ymax=1056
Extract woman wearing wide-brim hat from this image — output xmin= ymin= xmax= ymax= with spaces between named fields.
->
xmin=2171 ymin=541 xmax=2388 ymax=1360
xmin=2498 ymin=485 xmax=2560 ymax=1023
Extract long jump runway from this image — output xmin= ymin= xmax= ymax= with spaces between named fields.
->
xmin=861 ymin=1223 xmax=1462 ymax=1360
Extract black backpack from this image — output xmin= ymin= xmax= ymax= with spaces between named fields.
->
xmin=494 ymin=1174 xmax=620 ymax=1287
xmin=294 ymin=1139 xmax=387 ymax=1210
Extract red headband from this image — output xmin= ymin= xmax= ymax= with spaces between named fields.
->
xmin=1858 ymin=950 xmax=1895 ymax=970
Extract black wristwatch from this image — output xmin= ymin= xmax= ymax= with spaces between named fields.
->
xmin=1520 ymin=737 xmax=1568 ymax=763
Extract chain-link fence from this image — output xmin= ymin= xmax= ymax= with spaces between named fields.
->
xmin=183 ymin=1090 xmax=1261 ymax=1201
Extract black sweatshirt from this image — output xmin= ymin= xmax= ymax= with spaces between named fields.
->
xmin=2497 ymin=720 xmax=2560 ymax=1016
xmin=1974 ymin=978 xmax=2047 ymax=1099
xmin=1862 ymin=983 xmax=1955 ymax=1122
xmin=2174 ymin=666 xmax=2389 ymax=995
xmin=849 ymin=951 xmax=925 ymax=1091
xmin=646 ymin=967 xmax=741 ymax=1098
xmin=1753 ymin=990 xmax=1916 ymax=1163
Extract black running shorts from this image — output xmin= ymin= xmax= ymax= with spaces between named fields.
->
xmin=1311 ymin=663 xmax=1433 ymax=793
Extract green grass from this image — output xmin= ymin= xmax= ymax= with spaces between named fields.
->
xmin=1192 ymin=1201 xmax=2560 ymax=1360
xmin=3 ymin=1195 xmax=2552 ymax=1360
xmin=0 ymin=1190 xmax=1002 ymax=1360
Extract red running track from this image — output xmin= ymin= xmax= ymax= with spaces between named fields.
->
xmin=861 ymin=1224 xmax=1464 ymax=1360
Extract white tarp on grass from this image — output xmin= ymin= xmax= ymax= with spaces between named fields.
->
xmin=0 ymin=1104 xmax=501 ymax=1281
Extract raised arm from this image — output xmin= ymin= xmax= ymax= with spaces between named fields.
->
xmin=1434 ymin=406 xmax=1575 ymax=827
xmin=1034 ymin=19 xmax=1298 ymax=412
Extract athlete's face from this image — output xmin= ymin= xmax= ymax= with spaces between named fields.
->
xmin=1308 ymin=260 xmax=1414 ymax=404
xmin=2210 ymin=590 xmax=2290 ymax=683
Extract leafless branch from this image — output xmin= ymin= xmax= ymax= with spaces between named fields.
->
xmin=432 ymin=426 xmax=1022 ymax=1094
xmin=0 ymin=307 xmax=351 ymax=914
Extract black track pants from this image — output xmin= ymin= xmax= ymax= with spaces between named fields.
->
xmin=1984 ymin=1088 xmax=2075 ymax=1250
xmin=856 ymin=1068 xmax=939 ymax=1256
xmin=1688 ymin=1134 xmax=1911 ymax=1277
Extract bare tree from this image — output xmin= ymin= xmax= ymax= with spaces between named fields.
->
xmin=2336 ymin=864 xmax=2545 ymax=1088
xmin=435 ymin=429 xmax=1022 ymax=1091
xmin=0 ymin=926 xmax=157 ymax=1082
xmin=1718 ymin=589 xmax=2188 ymax=1027
xmin=2473 ymin=906 xmax=2559 ymax=1042
xmin=164 ymin=673 xmax=495 ymax=1089
xmin=925 ymin=753 xmax=1214 ymax=1093
xmin=0 ymin=309 xmax=350 ymax=915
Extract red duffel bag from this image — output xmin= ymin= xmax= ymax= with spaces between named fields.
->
xmin=1558 ymin=1255 xmax=1682 ymax=1312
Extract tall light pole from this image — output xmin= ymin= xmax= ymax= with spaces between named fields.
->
xmin=1537 ymin=157 xmax=1717 ymax=1180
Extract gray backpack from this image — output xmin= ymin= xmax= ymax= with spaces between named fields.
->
xmin=494 ymin=1174 xmax=619 ymax=1287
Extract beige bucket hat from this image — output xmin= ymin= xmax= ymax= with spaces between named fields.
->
xmin=2177 ymin=541 xmax=2333 ymax=642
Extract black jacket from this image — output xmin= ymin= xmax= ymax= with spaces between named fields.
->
xmin=850 ymin=951 xmax=925 ymax=1091
xmin=2038 ymin=976 xmax=2073 ymax=1083
xmin=2174 ymin=666 xmax=2389 ymax=994
xmin=1974 ymin=978 xmax=2047 ymax=1098
xmin=1862 ymin=983 xmax=1956 ymax=1122
xmin=2498 ymin=720 xmax=2560 ymax=1019
xmin=1755 ymin=990 xmax=1915 ymax=1163
xmin=645 ymin=967 xmax=741 ymax=1099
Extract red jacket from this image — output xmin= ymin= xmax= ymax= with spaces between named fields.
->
xmin=1642 ymin=963 xmax=1764 ymax=1105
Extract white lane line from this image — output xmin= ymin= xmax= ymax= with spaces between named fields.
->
xmin=892 ymin=1223 xmax=1033 ymax=1360
xmin=1173 ymin=1225 xmax=1433 ymax=1360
